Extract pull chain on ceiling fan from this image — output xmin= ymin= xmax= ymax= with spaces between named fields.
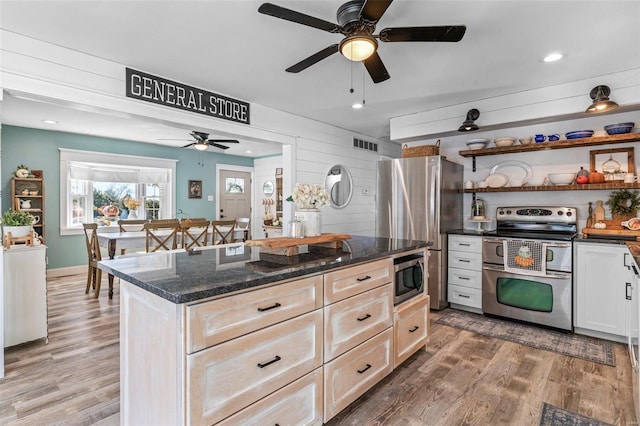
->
xmin=258 ymin=0 xmax=466 ymax=83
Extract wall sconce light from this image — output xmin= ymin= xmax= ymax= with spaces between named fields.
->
xmin=585 ymin=85 xmax=619 ymax=113
xmin=458 ymin=108 xmax=480 ymax=132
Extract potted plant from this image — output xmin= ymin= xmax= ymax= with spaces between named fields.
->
xmin=1 ymin=209 xmax=35 ymax=238
xmin=606 ymin=189 xmax=640 ymax=221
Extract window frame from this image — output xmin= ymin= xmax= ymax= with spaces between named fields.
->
xmin=59 ymin=148 xmax=177 ymax=235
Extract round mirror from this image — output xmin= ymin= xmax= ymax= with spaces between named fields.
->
xmin=263 ymin=180 xmax=274 ymax=196
xmin=325 ymin=165 xmax=353 ymax=209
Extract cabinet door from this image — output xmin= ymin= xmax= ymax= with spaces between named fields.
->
xmin=187 ymin=310 xmax=323 ymax=425
xmin=217 ymin=369 xmax=323 ymax=426
xmin=324 ymin=328 xmax=393 ymax=422
xmin=448 ymin=251 xmax=482 ymax=272
xmin=324 ymin=284 xmax=393 ymax=361
xmin=186 ymin=275 xmax=322 ymax=353
xmin=324 ymin=258 xmax=392 ymax=304
xmin=575 ymin=244 xmax=627 ymax=336
xmin=448 ymin=266 xmax=482 ymax=289
xmin=448 ymin=235 xmax=482 ymax=253
xmin=394 ymin=294 xmax=429 ymax=367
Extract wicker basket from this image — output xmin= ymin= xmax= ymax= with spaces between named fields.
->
xmin=402 ymin=140 xmax=440 ymax=158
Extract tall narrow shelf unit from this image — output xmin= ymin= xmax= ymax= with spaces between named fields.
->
xmin=275 ymin=172 xmax=283 ymax=222
xmin=11 ymin=178 xmax=45 ymax=243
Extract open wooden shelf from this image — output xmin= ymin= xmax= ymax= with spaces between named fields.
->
xmin=464 ymin=182 xmax=640 ymax=193
xmin=459 ymin=133 xmax=640 ymax=158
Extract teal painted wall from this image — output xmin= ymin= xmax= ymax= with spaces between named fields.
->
xmin=1 ymin=125 xmax=253 ymax=269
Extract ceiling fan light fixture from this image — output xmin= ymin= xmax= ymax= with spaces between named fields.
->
xmin=194 ymin=142 xmax=209 ymax=151
xmin=340 ymin=36 xmax=377 ymax=61
xmin=458 ymin=108 xmax=480 ymax=132
xmin=585 ymin=85 xmax=619 ymax=113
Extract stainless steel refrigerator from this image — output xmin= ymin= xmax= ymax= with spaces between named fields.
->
xmin=376 ymin=156 xmax=463 ymax=310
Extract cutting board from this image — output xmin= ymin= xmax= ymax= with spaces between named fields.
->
xmin=582 ymin=220 xmax=640 ymax=240
xmin=245 ymin=233 xmax=351 ymax=256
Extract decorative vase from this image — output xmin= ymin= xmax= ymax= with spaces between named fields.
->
xmin=128 ymin=209 xmax=137 ymax=219
xmin=2 ymin=225 xmax=32 ymax=238
xmin=295 ymin=208 xmax=321 ymax=237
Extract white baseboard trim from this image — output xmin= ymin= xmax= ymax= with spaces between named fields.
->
xmin=47 ymin=265 xmax=85 ymax=278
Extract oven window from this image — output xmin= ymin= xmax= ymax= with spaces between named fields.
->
xmin=496 ymin=278 xmax=553 ymax=312
xmin=398 ymin=265 xmax=423 ymax=294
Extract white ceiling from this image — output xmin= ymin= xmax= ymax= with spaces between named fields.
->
xmin=1 ymin=1 xmax=639 ymax=158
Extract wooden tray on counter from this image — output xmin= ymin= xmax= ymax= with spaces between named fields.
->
xmin=582 ymin=220 xmax=640 ymax=241
xmin=245 ymin=233 xmax=351 ymax=256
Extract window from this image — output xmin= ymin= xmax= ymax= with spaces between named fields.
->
xmin=225 ymin=177 xmax=245 ymax=193
xmin=60 ymin=149 xmax=177 ymax=235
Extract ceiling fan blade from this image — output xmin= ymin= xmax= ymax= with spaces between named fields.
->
xmin=158 ymin=138 xmax=193 ymax=141
xmin=258 ymin=3 xmax=341 ymax=33
xmin=210 ymin=142 xmax=231 ymax=150
xmin=359 ymin=0 xmax=393 ymax=22
xmin=379 ymin=25 xmax=466 ymax=42
xmin=286 ymin=44 xmax=339 ymax=73
xmin=190 ymin=131 xmax=209 ymax=141
xmin=363 ymin=52 xmax=390 ymax=83
xmin=208 ymin=139 xmax=239 ymax=144
xmin=181 ymin=142 xmax=196 ymax=148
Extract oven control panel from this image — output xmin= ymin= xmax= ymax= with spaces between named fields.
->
xmin=496 ymin=206 xmax=577 ymax=224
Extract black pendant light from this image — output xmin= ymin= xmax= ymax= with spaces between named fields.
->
xmin=585 ymin=85 xmax=619 ymax=113
xmin=458 ymin=108 xmax=480 ymax=132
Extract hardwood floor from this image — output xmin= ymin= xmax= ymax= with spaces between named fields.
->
xmin=1 ymin=274 xmax=636 ymax=425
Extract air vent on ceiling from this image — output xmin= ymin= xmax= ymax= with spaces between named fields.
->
xmin=353 ymin=137 xmax=378 ymax=152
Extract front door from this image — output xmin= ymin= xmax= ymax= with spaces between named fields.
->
xmin=218 ymin=170 xmax=251 ymax=220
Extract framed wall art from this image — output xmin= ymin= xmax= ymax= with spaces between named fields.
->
xmin=590 ymin=147 xmax=635 ymax=181
xmin=188 ymin=180 xmax=202 ymax=199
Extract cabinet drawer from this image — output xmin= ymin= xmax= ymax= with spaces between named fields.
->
xmin=186 ymin=275 xmax=322 ymax=353
xmin=448 ymin=284 xmax=482 ymax=309
xmin=324 ymin=328 xmax=393 ymax=422
xmin=324 ymin=258 xmax=393 ymax=304
xmin=394 ymin=294 xmax=429 ymax=367
xmin=324 ymin=284 xmax=393 ymax=361
xmin=217 ymin=368 xmax=323 ymax=426
xmin=187 ymin=310 xmax=323 ymax=425
xmin=449 ymin=235 xmax=482 ymax=253
xmin=448 ymin=251 xmax=482 ymax=271
xmin=448 ymin=267 xmax=482 ymax=289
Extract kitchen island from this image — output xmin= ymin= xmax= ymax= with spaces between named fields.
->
xmin=98 ymin=235 xmax=430 ymax=425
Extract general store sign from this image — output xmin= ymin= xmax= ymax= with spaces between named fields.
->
xmin=125 ymin=68 xmax=250 ymax=125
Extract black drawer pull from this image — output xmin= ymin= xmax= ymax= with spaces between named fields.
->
xmin=356 ymin=275 xmax=372 ymax=282
xmin=257 ymin=355 xmax=282 ymax=368
xmin=458 ymin=276 xmax=470 ymax=280
xmin=357 ymin=363 xmax=372 ymax=374
xmin=257 ymin=302 xmax=282 ymax=312
xmin=458 ymin=294 xmax=470 ymax=298
xmin=409 ymin=326 xmax=419 ymax=333
xmin=357 ymin=314 xmax=372 ymax=322
xmin=459 ymin=243 xmax=471 ymax=246
xmin=459 ymin=259 xmax=471 ymax=263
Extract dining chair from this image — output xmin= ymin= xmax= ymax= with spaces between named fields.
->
xmin=82 ymin=223 xmax=103 ymax=297
xmin=144 ymin=221 xmax=180 ymax=252
xmin=180 ymin=218 xmax=210 ymax=249
xmin=117 ymin=219 xmax=148 ymax=254
xmin=211 ymin=220 xmax=237 ymax=245
xmin=235 ymin=217 xmax=251 ymax=241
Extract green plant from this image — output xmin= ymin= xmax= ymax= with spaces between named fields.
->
xmin=606 ymin=189 xmax=640 ymax=215
xmin=1 ymin=209 xmax=35 ymax=226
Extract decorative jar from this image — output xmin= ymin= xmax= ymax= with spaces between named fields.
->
xmin=295 ymin=208 xmax=321 ymax=237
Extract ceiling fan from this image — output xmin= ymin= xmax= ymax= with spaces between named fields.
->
xmin=160 ymin=131 xmax=240 ymax=151
xmin=258 ymin=0 xmax=466 ymax=83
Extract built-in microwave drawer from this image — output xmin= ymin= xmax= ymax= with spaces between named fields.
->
xmin=448 ymin=284 xmax=482 ymax=309
xmin=448 ymin=267 xmax=482 ymax=289
xmin=449 ymin=235 xmax=482 ymax=253
xmin=186 ymin=275 xmax=322 ymax=353
xmin=448 ymin=251 xmax=482 ymax=271
xmin=324 ymin=258 xmax=393 ymax=304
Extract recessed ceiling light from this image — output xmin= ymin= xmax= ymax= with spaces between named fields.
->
xmin=43 ymin=119 xmax=57 ymax=124
xmin=245 ymin=150 xmax=252 ymax=154
xmin=352 ymin=102 xmax=364 ymax=109
xmin=543 ymin=53 xmax=563 ymax=63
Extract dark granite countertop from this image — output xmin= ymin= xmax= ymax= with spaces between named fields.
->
xmin=98 ymin=235 xmax=429 ymax=304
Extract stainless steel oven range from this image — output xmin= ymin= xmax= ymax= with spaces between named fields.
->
xmin=482 ymin=206 xmax=577 ymax=331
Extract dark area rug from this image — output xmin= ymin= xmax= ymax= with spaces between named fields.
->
xmin=436 ymin=309 xmax=615 ymax=366
xmin=539 ymin=403 xmax=614 ymax=425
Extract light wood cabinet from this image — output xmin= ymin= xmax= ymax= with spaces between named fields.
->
xmin=448 ymin=235 xmax=483 ymax=312
xmin=324 ymin=258 xmax=393 ymax=304
xmin=394 ymin=294 xmax=430 ymax=367
xmin=187 ymin=310 xmax=323 ymax=425
xmin=10 ymin=178 xmax=45 ymax=243
xmin=323 ymin=328 xmax=394 ymax=420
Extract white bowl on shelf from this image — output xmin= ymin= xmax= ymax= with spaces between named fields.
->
xmin=548 ymin=173 xmax=576 ymax=185
xmin=494 ymin=137 xmax=516 ymax=147
xmin=527 ymin=176 xmax=547 ymax=186
xmin=465 ymin=138 xmax=489 ymax=150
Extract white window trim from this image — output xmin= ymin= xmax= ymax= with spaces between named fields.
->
xmin=59 ymin=148 xmax=177 ymax=235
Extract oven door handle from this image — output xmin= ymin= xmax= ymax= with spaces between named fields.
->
xmin=482 ymin=238 xmax=571 ymax=249
xmin=482 ymin=265 xmax=570 ymax=280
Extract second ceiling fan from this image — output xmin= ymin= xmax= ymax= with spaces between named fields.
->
xmin=258 ymin=0 xmax=466 ymax=83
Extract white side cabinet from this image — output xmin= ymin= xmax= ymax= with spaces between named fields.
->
xmin=447 ymin=235 xmax=482 ymax=313
xmin=3 ymin=245 xmax=48 ymax=347
xmin=574 ymin=242 xmax=630 ymax=339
